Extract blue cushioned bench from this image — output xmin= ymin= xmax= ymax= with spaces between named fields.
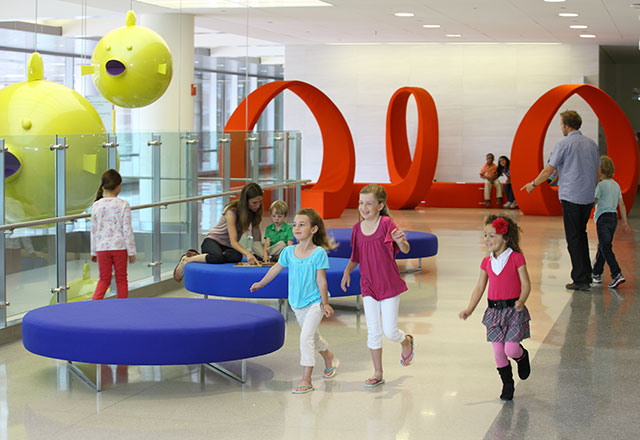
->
xmin=327 ymin=228 xmax=438 ymax=272
xmin=22 ymin=298 xmax=285 ymax=391
xmin=184 ymin=257 xmax=362 ymax=311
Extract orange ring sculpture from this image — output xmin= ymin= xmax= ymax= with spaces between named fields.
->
xmin=384 ymin=87 xmax=439 ymax=209
xmin=511 ymin=84 xmax=639 ymax=216
xmin=225 ymin=80 xmax=355 ymax=219
xmin=349 ymin=87 xmax=439 ymax=209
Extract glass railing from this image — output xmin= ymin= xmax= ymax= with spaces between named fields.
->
xmin=0 ymin=130 xmax=303 ymax=327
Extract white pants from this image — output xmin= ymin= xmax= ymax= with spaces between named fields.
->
xmin=363 ymin=295 xmax=405 ymax=350
xmin=484 ymin=179 xmax=503 ymax=200
xmin=292 ymin=302 xmax=328 ymax=367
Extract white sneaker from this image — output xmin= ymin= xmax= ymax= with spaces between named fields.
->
xmin=503 ymin=202 xmax=511 ymax=208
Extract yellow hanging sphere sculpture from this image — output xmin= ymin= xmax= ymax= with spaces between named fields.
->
xmin=84 ymin=10 xmax=173 ymax=108
xmin=0 ymin=53 xmax=108 ymax=223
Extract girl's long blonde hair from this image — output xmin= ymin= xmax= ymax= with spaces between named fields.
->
xmin=297 ymin=208 xmax=337 ymax=250
xmin=359 ymin=184 xmax=390 ymax=221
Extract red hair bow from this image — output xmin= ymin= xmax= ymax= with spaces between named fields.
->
xmin=492 ymin=218 xmax=509 ymax=235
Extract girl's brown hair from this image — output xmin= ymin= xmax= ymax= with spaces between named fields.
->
xmin=359 ymin=184 xmax=390 ymax=220
xmin=296 ymin=208 xmax=337 ymax=250
xmin=224 ymin=182 xmax=263 ymax=232
xmin=599 ymin=155 xmax=615 ymax=179
xmin=484 ymin=214 xmax=522 ymax=254
xmin=96 ymin=169 xmax=122 ymax=201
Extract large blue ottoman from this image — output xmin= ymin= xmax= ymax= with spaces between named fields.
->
xmin=22 ymin=298 xmax=285 ymax=390
xmin=327 ymin=228 xmax=438 ymax=271
xmin=184 ymin=257 xmax=361 ymax=303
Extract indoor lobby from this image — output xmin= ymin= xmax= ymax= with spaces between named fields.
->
xmin=0 ymin=1 xmax=639 ymax=439
xmin=1 ymin=205 xmax=640 ymax=439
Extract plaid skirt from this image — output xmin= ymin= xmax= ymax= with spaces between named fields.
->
xmin=482 ymin=305 xmax=530 ymax=342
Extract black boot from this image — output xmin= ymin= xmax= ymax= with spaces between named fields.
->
xmin=497 ymin=364 xmax=514 ymax=401
xmin=514 ymin=344 xmax=530 ymax=380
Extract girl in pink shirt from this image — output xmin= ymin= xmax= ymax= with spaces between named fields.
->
xmin=91 ymin=169 xmax=136 ymax=299
xmin=459 ymin=215 xmax=531 ymax=401
xmin=341 ymin=184 xmax=413 ymax=387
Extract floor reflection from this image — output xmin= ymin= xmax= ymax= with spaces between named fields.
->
xmin=3 ymin=205 xmax=640 ymax=439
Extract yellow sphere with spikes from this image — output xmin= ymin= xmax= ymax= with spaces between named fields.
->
xmin=0 ymin=53 xmax=108 ymax=223
xmin=84 ymin=10 xmax=173 ymax=108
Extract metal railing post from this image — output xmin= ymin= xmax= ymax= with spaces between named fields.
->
xmin=185 ymin=135 xmax=200 ymax=251
xmin=220 ymin=135 xmax=231 ymax=207
xmin=102 ymin=135 xmax=119 ymax=171
xmin=274 ymin=133 xmax=284 ymax=201
xmin=247 ymin=133 xmax=259 ymax=183
xmin=0 ymin=139 xmax=8 ymax=326
xmin=148 ymin=134 xmax=162 ymax=282
xmin=291 ymin=133 xmax=302 ymax=213
xmin=51 ymin=136 xmax=69 ymax=303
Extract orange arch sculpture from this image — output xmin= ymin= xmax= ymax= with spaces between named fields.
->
xmin=225 ymin=80 xmax=355 ymax=219
xmin=349 ymin=87 xmax=439 ymax=209
xmin=511 ymin=84 xmax=639 ymax=216
xmin=384 ymin=87 xmax=439 ymax=209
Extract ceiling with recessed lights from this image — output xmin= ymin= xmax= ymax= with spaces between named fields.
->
xmin=1 ymin=0 xmax=638 ymax=48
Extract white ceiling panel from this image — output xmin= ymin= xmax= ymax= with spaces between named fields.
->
xmin=9 ymin=0 xmax=640 ymax=49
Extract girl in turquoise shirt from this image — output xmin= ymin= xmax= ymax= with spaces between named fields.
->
xmin=251 ymin=208 xmax=338 ymax=394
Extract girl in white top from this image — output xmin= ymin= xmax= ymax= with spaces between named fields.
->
xmin=91 ymin=169 xmax=136 ymax=299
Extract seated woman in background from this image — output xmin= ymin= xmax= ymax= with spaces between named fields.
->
xmin=173 ymin=182 xmax=264 ymax=282
xmin=497 ymin=156 xmax=517 ymax=209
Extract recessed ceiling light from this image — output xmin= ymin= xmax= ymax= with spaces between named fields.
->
xmin=394 ymin=12 xmax=415 ymax=17
xmin=423 ymin=24 xmax=441 ymax=28
xmin=446 ymin=34 xmax=462 ymax=38
xmin=579 ymin=34 xmax=596 ymax=38
xmin=558 ymin=12 xmax=579 ymax=17
xmin=570 ymin=25 xmax=588 ymax=29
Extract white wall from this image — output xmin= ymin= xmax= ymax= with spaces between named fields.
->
xmin=284 ymin=43 xmax=599 ymax=184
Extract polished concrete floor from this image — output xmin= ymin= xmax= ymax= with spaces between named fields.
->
xmin=1 ymin=205 xmax=639 ymax=439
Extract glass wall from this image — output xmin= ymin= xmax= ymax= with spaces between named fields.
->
xmin=0 ymin=129 xmax=302 ymax=327
xmin=0 ymin=26 xmax=289 ymax=327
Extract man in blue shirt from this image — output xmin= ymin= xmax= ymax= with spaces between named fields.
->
xmin=522 ymin=110 xmax=600 ymax=291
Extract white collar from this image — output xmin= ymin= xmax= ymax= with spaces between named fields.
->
xmin=490 ymin=247 xmax=513 ymax=275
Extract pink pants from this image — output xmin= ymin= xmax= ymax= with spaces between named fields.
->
xmin=93 ymin=250 xmax=129 ymax=300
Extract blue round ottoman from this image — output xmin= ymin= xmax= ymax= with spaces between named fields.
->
xmin=22 ymin=298 xmax=285 ymax=389
xmin=327 ymin=228 xmax=438 ymax=264
xmin=184 ymin=256 xmax=361 ymax=300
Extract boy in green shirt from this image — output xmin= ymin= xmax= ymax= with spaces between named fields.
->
xmin=262 ymin=200 xmax=294 ymax=262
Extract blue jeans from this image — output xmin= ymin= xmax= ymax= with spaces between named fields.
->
xmin=592 ymin=213 xmax=621 ymax=277
xmin=504 ymin=183 xmax=515 ymax=203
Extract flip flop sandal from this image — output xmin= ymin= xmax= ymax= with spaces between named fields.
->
xmin=173 ymin=254 xmax=188 ymax=282
xmin=364 ymin=377 xmax=385 ymax=388
xmin=322 ymin=359 xmax=340 ymax=378
xmin=291 ymin=384 xmax=314 ymax=394
xmin=401 ymin=334 xmax=414 ymax=366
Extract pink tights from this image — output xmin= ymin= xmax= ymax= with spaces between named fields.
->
xmin=492 ymin=342 xmax=523 ymax=368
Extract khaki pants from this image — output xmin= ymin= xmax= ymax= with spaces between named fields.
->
xmin=265 ymin=240 xmax=286 ymax=258
xmin=484 ymin=179 xmax=503 ymax=201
